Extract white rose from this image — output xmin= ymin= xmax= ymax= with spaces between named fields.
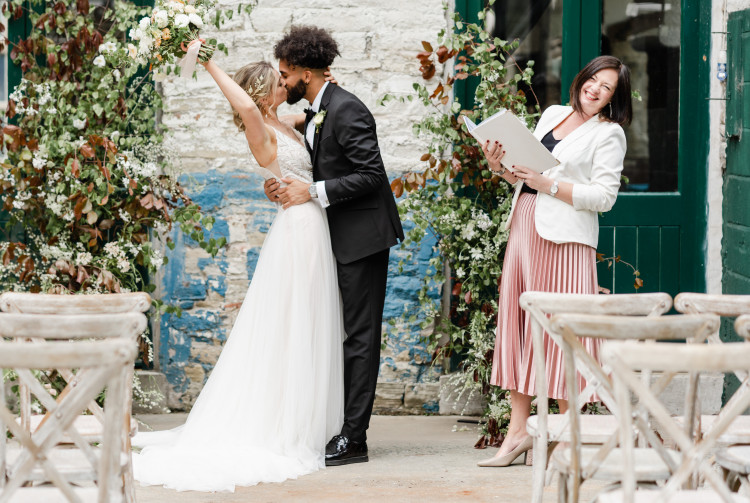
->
xmin=169 ymin=1 xmax=184 ymax=13
xmin=98 ymin=41 xmax=117 ymax=53
xmin=127 ymin=43 xmax=138 ymax=59
xmin=139 ymin=17 xmax=151 ymax=30
xmin=188 ymin=13 xmax=203 ymax=28
xmin=72 ymin=118 xmax=86 ymax=129
xmin=93 ymin=54 xmax=106 ymax=67
xmin=184 ymin=4 xmax=196 ymax=13
xmin=173 ymin=14 xmax=189 ymax=28
xmin=154 ymin=9 xmax=169 ymax=28
xmin=128 ymin=28 xmax=140 ymax=40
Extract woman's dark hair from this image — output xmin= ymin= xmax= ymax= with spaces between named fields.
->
xmin=569 ymin=55 xmax=632 ymax=126
xmin=273 ymin=25 xmax=340 ymax=69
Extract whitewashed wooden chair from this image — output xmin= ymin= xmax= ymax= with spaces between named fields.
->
xmin=674 ymin=293 xmax=750 ymax=445
xmin=519 ymin=292 xmax=672 ymax=503
xmin=548 ymin=313 xmax=720 ymax=503
xmin=715 ymin=315 xmax=750 ymax=497
xmin=0 ymin=292 xmax=151 ymax=503
xmin=0 ymin=313 xmax=147 ymax=501
xmin=0 ymin=314 xmax=143 ymax=502
xmin=598 ymin=338 xmax=750 ymax=503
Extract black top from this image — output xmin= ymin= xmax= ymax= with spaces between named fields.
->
xmin=521 ymin=130 xmax=561 ymax=195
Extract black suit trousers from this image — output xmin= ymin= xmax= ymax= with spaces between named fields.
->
xmin=337 ymin=247 xmax=390 ymax=443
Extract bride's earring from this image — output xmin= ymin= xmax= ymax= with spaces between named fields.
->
xmin=609 ymin=102 xmax=612 ymax=115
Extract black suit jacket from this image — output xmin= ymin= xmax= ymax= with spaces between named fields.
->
xmin=310 ymin=84 xmax=404 ymax=265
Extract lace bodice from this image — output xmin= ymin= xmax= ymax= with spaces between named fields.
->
xmin=268 ymin=127 xmax=313 ymax=184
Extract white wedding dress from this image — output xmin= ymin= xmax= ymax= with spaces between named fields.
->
xmin=132 ymin=128 xmax=345 ymax=492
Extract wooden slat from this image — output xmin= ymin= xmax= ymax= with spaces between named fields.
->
xmin=603 ymin=341 xmax=750 ymax=374
xmin=0 ymin=313 xmax=147 ymax=339
xmin=0 ymin=292 xmax=151 ymax=315
xmin=675 ymin=292 xmax=750 ymax=318
xmin=0 ymin=340 xmax=137 ymax=368
xmin=550 ymin=313 xmax=719 ymax=341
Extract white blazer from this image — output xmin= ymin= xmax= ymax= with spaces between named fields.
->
xmin=504 ymin=105 xmax=626 ymax=249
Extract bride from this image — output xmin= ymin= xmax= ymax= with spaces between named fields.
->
xmin=132 ymin=45 xmax=345 ymax=492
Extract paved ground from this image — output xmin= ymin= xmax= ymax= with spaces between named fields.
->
xmin=134 ymin=414 xmax=606 ymax=503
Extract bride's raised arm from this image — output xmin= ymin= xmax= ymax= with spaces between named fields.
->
xmin=198 ymin=53 xmax=275 ymax=167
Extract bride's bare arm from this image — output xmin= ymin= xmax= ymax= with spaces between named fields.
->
xmin=279 ymin=113 xmax=306 ymax=133
xmin=201 ymin=58 xmax=275 ymax=166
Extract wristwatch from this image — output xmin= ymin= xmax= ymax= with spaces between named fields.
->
xmin=549 ymin=181 xmax=559 ymax=197
xmin=308 ymin=183 xmax=318 ymax=199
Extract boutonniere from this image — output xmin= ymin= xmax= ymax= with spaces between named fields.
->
xmin=313 ymin=110 xmax=327 ymax=133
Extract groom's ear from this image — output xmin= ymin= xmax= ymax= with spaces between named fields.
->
xmin=303 ymin=69 xmax=313 ymax=84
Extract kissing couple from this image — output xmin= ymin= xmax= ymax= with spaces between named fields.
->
xmin=132 ymin=25 xmax=404 ymax=492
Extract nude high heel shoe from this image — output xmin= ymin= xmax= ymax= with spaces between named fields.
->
xmin=477 ymin=436 xmax=534 ymax=467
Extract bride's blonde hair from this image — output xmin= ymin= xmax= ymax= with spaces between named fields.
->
xmin=232 ymin=61 xmax=277 ymax=132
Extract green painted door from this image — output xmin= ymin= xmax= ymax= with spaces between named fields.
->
xmin=573 ymin=0 xmax=711 ymax=295
xmin=458 ymin=1 xmax=711 ymax=296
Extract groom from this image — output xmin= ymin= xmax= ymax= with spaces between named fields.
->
xmin=265 ymin=25 xmax=404 ymax=466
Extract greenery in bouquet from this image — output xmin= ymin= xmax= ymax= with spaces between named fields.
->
xmin=0 ymin=0 xmax=243 ymax=324
xmin=129 ymin=0 xmax=251 ymax=79
xmin=380 ymin=1 xmax=537 ymax=445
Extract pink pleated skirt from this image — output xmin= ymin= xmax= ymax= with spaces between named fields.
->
xmin=489 ymin=192 xmax=599 ymax=400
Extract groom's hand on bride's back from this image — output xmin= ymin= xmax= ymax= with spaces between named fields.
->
xmin=264 ymin=179 xmax=281 ymax=203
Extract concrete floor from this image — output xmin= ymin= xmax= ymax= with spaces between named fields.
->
xmin=134 ymin=414 xmax=608 ymax=503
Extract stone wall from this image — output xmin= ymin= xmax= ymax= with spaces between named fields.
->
xmin=155 ymin=0 xmax=448 ymax=411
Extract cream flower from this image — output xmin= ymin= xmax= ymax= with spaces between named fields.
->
xmin=93 ymin=54 xmax=106 ymax=67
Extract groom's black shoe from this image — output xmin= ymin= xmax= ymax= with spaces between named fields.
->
xmin=325 ymin=435 xmax=368 ymax=466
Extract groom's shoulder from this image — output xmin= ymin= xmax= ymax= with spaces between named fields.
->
xmin=330 ymin=85 xmax=367 ymax=108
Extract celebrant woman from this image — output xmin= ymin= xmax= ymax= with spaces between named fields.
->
xmin=477 ymin=55 xmax=632 ymax=467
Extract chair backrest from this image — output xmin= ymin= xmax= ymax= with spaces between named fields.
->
xmin=0 ymin=292 xmax=151 ymax=315
xmin=0 ymin=336 xmax=137 ymax=502
xmin=604 ymin=340 xmax=750 ymax=502
xmin=675 ymin=292 xmax=750 ymax=343
xmin=0 ymin=312 xmax=147 ymax=451
xmin=519 ymin=292 xmax=672 ymax=408
xmin=551 ymin=313 xmax=720 ymax=502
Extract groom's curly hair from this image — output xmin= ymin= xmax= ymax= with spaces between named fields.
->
xmin=274 ymin=25 xmax=340 ymax=69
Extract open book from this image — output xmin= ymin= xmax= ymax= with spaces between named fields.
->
xmin=463 ymin=110 xmax=559 ymax=173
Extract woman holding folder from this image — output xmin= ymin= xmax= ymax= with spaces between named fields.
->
xmin=477 ymin=55 xmax=632 ymax=467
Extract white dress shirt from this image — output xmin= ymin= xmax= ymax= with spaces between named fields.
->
xmin=306 ymin=82 xmax=330 ymax=208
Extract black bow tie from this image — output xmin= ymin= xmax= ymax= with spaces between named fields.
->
xmin=304 ymin=108 xmax=316 ymax=121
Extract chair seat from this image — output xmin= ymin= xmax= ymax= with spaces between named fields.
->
xmin=5 ymin=444 xmax=124 ymax=482
xmin=527 ymin=414 xmax=618 ymax=443
xmin=596 ymin=488 xmax=750 ymax=503
xmin=4 ymin=487 xmax=122 ymax=503
xmin=551 ymin=445 xmax=680 ymax=482
xmin=21 ymin=414 xmax=138 ymax=441
xmin=716 ymin=445 xmax=750 ymax=474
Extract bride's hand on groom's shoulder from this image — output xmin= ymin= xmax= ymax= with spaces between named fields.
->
xmin=324 ymin=67 xmax=337 ymax=85
xmin=277 ymin=178 xmax=311 ymax=209
xmin=264 ymin=179 xmax=280 ymax=203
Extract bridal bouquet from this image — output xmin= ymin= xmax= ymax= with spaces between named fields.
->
xmin=129 ymin=0 xmax=228 ymax=77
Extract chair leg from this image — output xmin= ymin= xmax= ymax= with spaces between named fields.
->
xmin=558 ymin=472 xmax=568 ymax=503
xmin=530 ymin=435 xmax=546 ymax=503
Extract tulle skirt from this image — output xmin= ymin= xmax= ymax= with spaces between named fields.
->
xmin=132 ymin=201 xmax=345 ymax=492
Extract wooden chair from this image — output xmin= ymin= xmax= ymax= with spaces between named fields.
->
xmin=548 ymin=313 xmax=720 ymax=503
xmin=674 ymin=294 xmax=750 ymax=445
xmin=714 ymin=315 xmax=750 ymax=497
xmin=598 ymin=338 xmax=750 ymax=502
xmin=519 ymin=292 xmax=672 ymax=503
xmin=0 ymin=292 xmax=151 ymax=503
xmin=0 ymin=315 xmax=143 ymax=502
xmin=0 ymin=313 xmax=146 ymax=501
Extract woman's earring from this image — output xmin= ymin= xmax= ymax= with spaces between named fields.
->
xmin=609 ymin=102 xmax=612 ymax=115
